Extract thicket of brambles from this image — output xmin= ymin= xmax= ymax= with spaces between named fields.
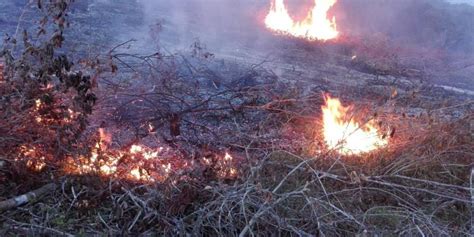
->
xmin=0 ymin=1 xmax=472 ymax=236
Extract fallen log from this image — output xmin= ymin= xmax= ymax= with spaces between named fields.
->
xmin=0 ymin=183 xmax=56 ymax=211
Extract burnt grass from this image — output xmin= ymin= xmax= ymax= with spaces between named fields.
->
xmin=1 ymin=1 xmax=474 ymax=236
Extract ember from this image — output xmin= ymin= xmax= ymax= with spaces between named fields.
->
xmin=60 ymin=130 xmax=239 ymax=182
xmin=265 ymin=0 xmax=339 ymax=41
xmin=64 ymin=138 xmax=170 ymax=182
xmin=321 ymin=94 xmax=388 ymax=155
xmin=15 ymin=145 xmax=49 ymax=172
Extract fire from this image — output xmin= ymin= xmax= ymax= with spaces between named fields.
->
xmin=32 ymin=98 xmax=83 ymax=125
xmin=17 ymin=145 xmax=48 ymax=172
xmin=322 ymin=94 xmax=388 ymax=155
xmin=129 ymin=167 xmax=153 ymax=181
xmin=13 ymin=123 xmax=239 ymax=182
xmin=98 ymin=128 xmax=111 ymax=151
xmin=35 ymin=99 xmax=42 ymax=110
xmin=264 ymin=0 xmax=339 ymax=41
xmin=215 ymin=152 xmax=238 ymax=178
xmin=62 ymin=128 xmax=180 ymax=182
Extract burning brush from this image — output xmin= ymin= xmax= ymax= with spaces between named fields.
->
xmin=321 ymin=94 xmax=389 ymax=155
xmin=61 ymin=128 xmax=239 ymax=183
xmin=265 ymin=0 xmax=339 ymax=41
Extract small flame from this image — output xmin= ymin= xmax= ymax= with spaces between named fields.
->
xmin=322 ymin=94 xmax=388 ymax=155
xmin=130 ymin=145 xmax=160 ymax=160
xmin=16 ymin=126 xmax=239 ymax=182
xmin=18 ymin=145 xmax=47 ymax=171
xmin=216 ymin=152 xmax=238 ymax=178
xmin=63 ymin=128 xmax=172 ymax=183
xmin=35 ymin=99 xmax=42 ymax=110
xmin=129 ymin=167 xmax=153 ymax=181
xmin=130 ymin=144 xmax=143 ymax=154
xmin=26 ymin=157 xmax=46 ymax=171
xmin=32 ymin=99 xmax=83 ymax=125
xmin=265 ymin=0 xmax=339 ymax=41
xmin=224 ymin=152 xmax=233 ymax=161
xmin=162 ymin=163 xmax=171 ymax=174
xmin=148 ymin=123 xmax=155 ymax=133
xmin=98 ymin=128 xmax=111 ymax=151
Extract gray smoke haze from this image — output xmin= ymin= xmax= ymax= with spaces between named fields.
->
xmin=117 ymin=0 xmax=473 ymax=91
xmin=127 ymin=0 xmax=269 ymax=54
xmin=125 ymin=0 xmax=474 ymax=56
xmin=1 ymin=0 xmax=472 ymax=89
xmin=1 ymin=0 xmax=472 ymax=57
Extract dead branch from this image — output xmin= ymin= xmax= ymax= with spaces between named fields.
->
xmin=0 ymin=183 xmax=56 ymax=211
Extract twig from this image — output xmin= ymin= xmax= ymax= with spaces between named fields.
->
xmin=12 ymin=2 xmax=33 ymax=53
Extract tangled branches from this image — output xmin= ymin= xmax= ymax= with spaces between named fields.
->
xmin=0 ymin=0 xmax=98 ymax=167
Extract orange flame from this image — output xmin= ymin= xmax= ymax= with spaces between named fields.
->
xmin=17 ymin=145 xmax=47 ymax=172
xmin=63 ymin=129 xmax=173 ymax=182
xmin=98 ymin=128 xmax=112 ymax=151
xmin=322 ymin=95 xmax=388 ymax=155
xmin=15 ymin=125 xmax=239 ymax=183
xmin=265 ymin=0 xmax=339 ymax=41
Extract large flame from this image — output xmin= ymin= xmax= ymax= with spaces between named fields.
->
xmin=322 ymin=95 xmax=388 ymax=155
xmin=264 ymin=0 xmax=339 ymax=41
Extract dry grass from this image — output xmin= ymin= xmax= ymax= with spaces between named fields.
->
xmin=1 ymin=112 xmax=472 ymax=236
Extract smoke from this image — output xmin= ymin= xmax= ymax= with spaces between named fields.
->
xmin=113 ymin=0 xmax=473 ymax=90
xmin=2 ymin=0 xmax=471 ymax=58
xmin=336 ymin=0 xmax=474 ymax=53
xmin=132 ymin=0 xmax=269 ymax=54
xmin=127 ymin=0 xmax=474 ymax=57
